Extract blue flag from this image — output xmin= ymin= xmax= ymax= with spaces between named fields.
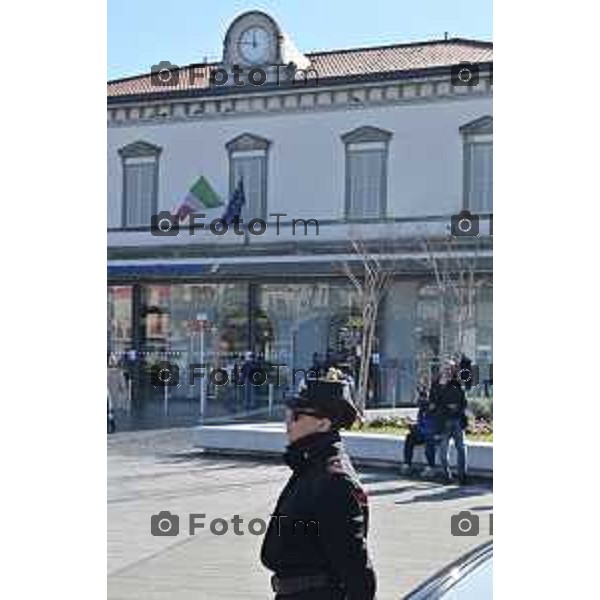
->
xmin=221 ymin=178 xmax=246 ymax=225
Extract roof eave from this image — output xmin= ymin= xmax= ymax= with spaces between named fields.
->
xmin=107 ymin=61 xmax=493 ymax=105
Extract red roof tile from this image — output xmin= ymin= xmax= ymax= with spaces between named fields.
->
xmin=108 ymin=38 xmax=492 ymax=99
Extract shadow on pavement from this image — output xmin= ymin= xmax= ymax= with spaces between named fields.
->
xmin=158 ymin=450 xmax=284 ymax=468
xmin=366 ymin=483 xmax=435 ymax=498
xmin=359 ymin=471 xmax=407 ymax=485
xmin=394 ymin=483 xmax=492 ymax=505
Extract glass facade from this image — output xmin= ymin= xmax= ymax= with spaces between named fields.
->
xmin=107 ymin=286 xmax=132 ymax=357
xmin=107 ymin=279 xmax=492 ymax=424
xmin=414 ymin=281 xmax=493 ymax=387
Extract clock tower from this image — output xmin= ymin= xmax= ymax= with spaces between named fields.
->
xmin=220 ymin=11 xmax=310 ymax=85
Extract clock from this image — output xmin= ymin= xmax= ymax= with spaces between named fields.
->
xmin=237 ymin=26 xmax=272 ymax=65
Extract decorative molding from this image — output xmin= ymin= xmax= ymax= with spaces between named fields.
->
xmin=119 ymin=141 xmax=161 ymax=228
xmin=342 ymin=126 xmax=391 ymax=221
xmin=118 ymin=140 xmax=162 ymax=158
xmin=108 ymin=76 xmax=493 ymax=128
xmin=460 ymin=115 xmax=493 ymax=135
xmin=226 ymin=133 xmax=270 ymax=221
xmin=403 ymin=84 xmax=417 ymax=98
xmin=341 ymin=125 xmax=393 ymax=144
xmin=226 ymin=132 xmax=271 ymax=153
xmin=461 ymin=116 xmax=493 ymax=210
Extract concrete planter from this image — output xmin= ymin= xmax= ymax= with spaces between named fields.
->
xmin=195 ymin=423 xmax=492 ymax=477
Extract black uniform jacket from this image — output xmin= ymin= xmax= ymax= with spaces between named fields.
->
xmin=261 ymin=430 xmax=376 ymax=599
xmin=430 ymin=379 xmax=468 ymax=430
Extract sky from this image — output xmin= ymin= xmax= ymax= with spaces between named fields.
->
xmin=108 ymin=0 xmax=492 ymax=80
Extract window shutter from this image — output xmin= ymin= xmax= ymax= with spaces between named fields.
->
xmin=232 ymin=155 xmax=265 ymax=219
xmin=119 ymin=142 xmax=161 ymax=228
xmin=347 ymin=149 xmax=384 ymax=219
xmin=124 ymin=162 xmax=155 ymax=227
xmin=468 ymin=142 xmax=493 ymax=213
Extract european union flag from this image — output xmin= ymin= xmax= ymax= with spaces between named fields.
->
xmin=221 ymin=178 xmax=246 ymax=225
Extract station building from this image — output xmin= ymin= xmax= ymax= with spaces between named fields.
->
xmin=107 ymin=11 xmax=493 ymax=423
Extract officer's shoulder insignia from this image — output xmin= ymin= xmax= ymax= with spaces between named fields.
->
xmin=326 ymin=457 xmax=345 ymax=475
xmin=352 ymin=487 xmax=369 ymax=507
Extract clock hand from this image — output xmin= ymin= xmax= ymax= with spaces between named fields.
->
xmin=252 ymin=31 xmax=256 ymax=48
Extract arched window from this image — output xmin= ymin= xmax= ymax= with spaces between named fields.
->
xmin=118 ymin=141 xmax=162 ymax=227
xmin=341 ymin=126 xmax=392 ymax=220
xmin=226 ymin=133 xmax=270 ymax=220
xmin=461 ymin=116 xmax=493 ymax=213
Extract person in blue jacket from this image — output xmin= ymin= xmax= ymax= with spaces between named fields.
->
xmin=402 ymin=382 xmax=438 ymax=474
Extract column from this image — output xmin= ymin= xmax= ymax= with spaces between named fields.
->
xmin=381 ymin=280 xmax=421 ymax=405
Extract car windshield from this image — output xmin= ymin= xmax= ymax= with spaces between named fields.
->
xmin=438 ymin=554 xmax=493 ymax=599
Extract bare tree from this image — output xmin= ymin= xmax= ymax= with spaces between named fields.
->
xmin=339 ymin=238 xmax=396 ymax=416
xmin=420 ymin=234 xmax=480 ymax=363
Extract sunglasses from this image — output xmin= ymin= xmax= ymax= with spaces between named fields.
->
xmin=288 ymin=409 xmax=325 ymax=422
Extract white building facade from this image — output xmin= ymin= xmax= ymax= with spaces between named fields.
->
xmin=107 ymin=11 xmax=493 ymax=421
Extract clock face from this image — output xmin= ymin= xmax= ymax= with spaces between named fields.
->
xmin=238 ymin=26 xmax=271 ymax=65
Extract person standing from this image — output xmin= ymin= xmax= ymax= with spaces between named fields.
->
xmin=241 ymin=351 xmax=256 ymax=411
xmin=431 ymin=361 xmax=469 ymax=485
xmin=310 ymin=352 xmax=323 ymax=379
xmin=261 ymin=369 xmax=377 ymax=600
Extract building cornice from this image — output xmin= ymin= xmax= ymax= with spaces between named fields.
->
xmin=107 ymin=63 xmax=492 ymax=104
xmin=107 ymin=66 xmax=492 ymax=128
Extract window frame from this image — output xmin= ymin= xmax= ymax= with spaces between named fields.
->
xmin=226 ymin=133 xmax=271 ymax=221
xmin=341 ymin=126 xmax=392 ymax=222
xmin=460 ymin=117 xmax=493 ymax=214
xmin=118 ymin=141 xmax=162 ymax=228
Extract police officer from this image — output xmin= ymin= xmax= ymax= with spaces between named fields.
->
xmin=261 ymin=368 xmax=377 ymax=599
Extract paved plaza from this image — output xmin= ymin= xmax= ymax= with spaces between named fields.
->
xmin=108 ymin=428 xmax=493 ymax=599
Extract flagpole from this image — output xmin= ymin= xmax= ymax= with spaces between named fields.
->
xmin=200 ymin=323 xmax=205 ymax=424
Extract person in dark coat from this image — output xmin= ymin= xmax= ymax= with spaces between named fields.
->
xmin=261 ymin=368 xmax=377 ymax=600
xmin=241 ymin=351 xmax=257 ymax=410
xmin=430 ymin=361 xmax=469 ymax=484
xmin=403 ymin=383 xmax=437 ymax=474
xmin=310 ymin=352 xmax=324 ymax=379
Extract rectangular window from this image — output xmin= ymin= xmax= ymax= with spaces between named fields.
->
xmin=123 ymin=157 xmax=157 ymax=227
xmin=466 ymin=142 xmax=493 ymax=213
xmin=231 ymin=153 xmax=266 ymax=220
xmin=346 ymin=144 xmax=386 ymax=220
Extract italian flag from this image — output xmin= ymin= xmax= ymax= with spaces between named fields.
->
xmin=173 ymin=176 xmax=223 ymax=222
